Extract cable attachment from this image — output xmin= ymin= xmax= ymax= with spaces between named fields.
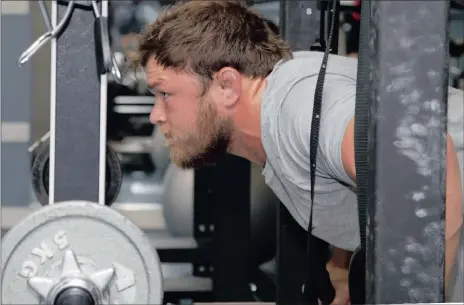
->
xmin=18 ymin=1 xmax=75 ymax=66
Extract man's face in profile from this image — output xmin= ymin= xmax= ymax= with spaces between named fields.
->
xmin=146 ymin=58 xmax=233 ymax=169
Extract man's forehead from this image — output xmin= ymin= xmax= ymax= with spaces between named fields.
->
xmin=145 ymin=57 xmax=166 ymax=75
xmin=145 ymin=58 xmax=170 ymax=86
xmin=145 ymin=58 xmax=200 ymax=87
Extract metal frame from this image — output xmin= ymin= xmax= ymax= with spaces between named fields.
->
xmin=193 ymin=167 xmax=215 ymax=278
xmin=155 ymin=155 xmax=251 ymax=303
xmin=1 ymin=204 xmax=165 ymax=230
xmin=365 ymin=1 xmax=449 ymax=303
xmin=50 ymin=0 xmax=107 ymax=205
xmin=210 ymin=155 xmax=252 ymax=301
xmin=280 ymin=1 xmax=320 ymax=51
xmin=276 ymin=205 xmax=309 ymax=304
xmin=318 ymin=0 xmax=340 ymax=53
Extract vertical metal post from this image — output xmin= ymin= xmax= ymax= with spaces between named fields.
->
xmin=211 ymin=155 xmax=252 ymax=301
xmin=319 ymin=0 xmax=340 ymax=53
xmin=193 ymin=167 xmax=215 ymax=278
xmin=280 ymin=1 xmax=320 ymax=51
xmin=0 ymin=2 xmax=32 ymax=207
xmin=50 ymin=1 xmax=105 ymax=204
xmin=366 ymin=1 xmax=449 ymax=303
xmin=276 ymin=205 xmax=308 ymax=305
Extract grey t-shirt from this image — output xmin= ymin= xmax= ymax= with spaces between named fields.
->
xmin=260 ymin=51 xmax=464 ymax=251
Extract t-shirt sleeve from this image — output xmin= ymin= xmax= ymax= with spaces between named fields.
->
xmin=277 ymin=75 xmax=357 ymax=187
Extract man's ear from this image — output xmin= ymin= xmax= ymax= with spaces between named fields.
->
xmin=214 ymin=67 xmax=242 ymax=107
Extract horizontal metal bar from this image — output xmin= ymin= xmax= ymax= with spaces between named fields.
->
xmin=108 ymin=137 xmax=154 ymax=154
xmin=195 ymin=303 xmax=275 ymax=305
xmin=1 ymin=122 xmax=30 ymax=143
xmin=164 ymin=276 xmax=212 ymax=292
xmin=157 ymin=239 xmax=211 ymax=264
xmin=113 ymin=105 xmax=153 ymax=114
xmin=1 ymin=203 xmax=166 ymax=230
xmin=1 ymin=1 xmax=29 ymax=14
xmin=145 ymin=230 xmax=198 ymax=249
xmin=340 ymin=0 xmax=356 ymax=6
xmin=114 ymin=96 xmax=154 ymax=105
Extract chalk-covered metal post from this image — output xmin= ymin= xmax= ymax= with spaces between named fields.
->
xmin=366 ymin=1 xmax=449 ymax=303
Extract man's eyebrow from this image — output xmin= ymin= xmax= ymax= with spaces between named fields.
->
xmin=147 ymin=80 xmax=165 ymax=95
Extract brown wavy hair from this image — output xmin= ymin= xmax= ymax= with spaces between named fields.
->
xmin=133 ymin=0 xmax=292 ymax=90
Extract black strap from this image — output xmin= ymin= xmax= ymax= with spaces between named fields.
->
xmin=349 ymin=1 xmax=370 ymax=304
xmin=353 ymin=0 xmax=370 ymax=255
xmin=303 ymin=1 xmax=338 ymax=304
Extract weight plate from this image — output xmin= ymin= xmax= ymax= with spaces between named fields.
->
xmin=31 ymin=142 xmax=122 ymax=206
xmin=1 ymin=200 xmax=164 ymax=304
xmin=30 ymin=142 xmax=50 ymax=206
xmin=106 ymin=145 xmax=123 ymax=204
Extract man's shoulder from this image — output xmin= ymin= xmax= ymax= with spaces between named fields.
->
xmin=263 ymin=52 xmax=322 ymax=111
xmin=272 ymin=51 xmax=358 ymax=75
xmin=270 ymin=51 xmax=324 ymax=77
xmin=265 ymin=51 xmax=357 ymax=100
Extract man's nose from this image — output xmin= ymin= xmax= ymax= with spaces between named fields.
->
xmin=150 ymin=100 xmax=166 ymax=125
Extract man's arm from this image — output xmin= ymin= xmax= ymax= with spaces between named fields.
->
xmin=341 ymin=117 xmax=463 ymax=291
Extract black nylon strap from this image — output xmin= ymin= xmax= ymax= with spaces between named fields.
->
xmin=354 ymin=0 xmax=370 ymax=253
xmin=349 ymin=1 xmax=370 ymax=304
xmin=304 ymin=1 xmax=338 ymax=304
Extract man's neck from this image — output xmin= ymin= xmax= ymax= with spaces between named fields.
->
xmin=228 ymin=78 xmax=268 ymax=167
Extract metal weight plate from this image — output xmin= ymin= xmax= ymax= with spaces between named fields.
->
xmin=31 ymin=142 xmax=122 ymax=206
xmin=1 ymin=200 xmax=164 ymax=304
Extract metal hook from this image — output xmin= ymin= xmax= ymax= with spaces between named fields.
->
xmin=18 ymin=1 xmax=76 ymax=66
xmin=38 ymin=0 xmax=53 ymax=31
xmin=111 ymin=54 xmax=123 ymax=82
xmin=91 ymin=0 xmax=101 ymax=18
xmin=91 ymin=0 xmax=123 ymax=82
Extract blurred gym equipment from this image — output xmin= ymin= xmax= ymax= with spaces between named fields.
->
xmin=162 ymin=163 xmax=278 ymax=265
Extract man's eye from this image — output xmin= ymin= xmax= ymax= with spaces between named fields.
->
xmin=161 ymin=92 xmax=170 ymax=99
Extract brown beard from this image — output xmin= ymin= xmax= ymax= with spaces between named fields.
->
xmin=170 ymin=97 xmax=233 ymax=169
